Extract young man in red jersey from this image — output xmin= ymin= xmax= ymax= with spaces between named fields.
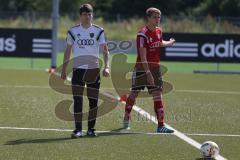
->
xmin=123 ymin=7 xmax=175 ymax=133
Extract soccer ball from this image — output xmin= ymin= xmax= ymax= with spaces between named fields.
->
xmin=200 ymin=141 xmax=219 ymax=158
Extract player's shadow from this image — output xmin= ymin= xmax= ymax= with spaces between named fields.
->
xmin=4 ymin=137 xmax=72 ymax=145
xmin=4 ymin=128 xmax=137 ymax=145
xmin=97 ymin=127 xmax=138 ymax=137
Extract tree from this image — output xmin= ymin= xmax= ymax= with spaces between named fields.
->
xmin=192 ymin=0 xmax=240 ymax=17
xmin=0 ymin=0 xmax=239 ymax=17
xmin=0 ymin=0 xmax=51 ymax=12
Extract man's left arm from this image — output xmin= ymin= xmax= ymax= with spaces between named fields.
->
xmin=101 ymin=43 xmax=110 ymax=77
xmin=98 ymin=29 xmax=110 ymax=77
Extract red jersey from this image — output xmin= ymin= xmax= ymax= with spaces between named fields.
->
xmin=135 ymin=26 xmax=163 ymax=70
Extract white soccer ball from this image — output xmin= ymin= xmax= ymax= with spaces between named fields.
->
xmin=200 ymin=141 xmax=219 ymax=158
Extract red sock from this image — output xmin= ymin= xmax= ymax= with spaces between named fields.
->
xmin=154 ymin=99 xmax=164 ymax=128
xmin=124 ymin=96 xmax=135 ymax=121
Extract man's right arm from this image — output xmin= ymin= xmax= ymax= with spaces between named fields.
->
xmin=137 ymin=34 xmax=155 ymax=85
xmin=139 ymin=47 xmax=155 ymax=85
xmin=61 ymin=44 xmax=72 ymax=80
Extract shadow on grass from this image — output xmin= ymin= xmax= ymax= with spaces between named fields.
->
xmin=4 ymin=137 xmax=72 ymax=145
xmin=4 ymin=128 xmax=137 ymax=145
xmin=97 ymin=127 xmax=137 ymax=137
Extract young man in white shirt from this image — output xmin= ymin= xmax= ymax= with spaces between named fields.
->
xmin=61 ymin=4 xmax=110 ymax=138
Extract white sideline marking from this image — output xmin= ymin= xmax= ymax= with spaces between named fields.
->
xmin=0 ymin=107 xmax=8 ymax=110
xmin=175 ymin=89 xmax=240 ymax=95
xmin=0 ymin=85 xmax=50 ymax=89
xmin=0 ymin=126 xmax=71 ymax=132
xmin=0 ymin=126 xmax=240 ymax=138
xmin=1 ymin=84 xmax=240 ymax=96
xmin=187 ymin=133 xmax=240 ymax=137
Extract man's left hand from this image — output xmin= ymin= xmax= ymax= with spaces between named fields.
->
xmin=102 ymin=67 xmax=110 ymax=77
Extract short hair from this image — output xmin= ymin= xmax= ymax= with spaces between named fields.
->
xmin=146 ymin=7 xmax=161 ymax=17
xmin=79 ymin=4 xmax=93 ymax=15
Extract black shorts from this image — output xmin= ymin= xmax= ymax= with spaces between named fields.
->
xmin=131 ymin=67 xmax=163 ymax=94
xmin=72 ymin=68 xmax=100 ymax=98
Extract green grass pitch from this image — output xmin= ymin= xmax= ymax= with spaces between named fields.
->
xmin=0 ymin=54 xmax=240 ymax=160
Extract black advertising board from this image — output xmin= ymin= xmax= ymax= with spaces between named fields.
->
xmin=161 ymin=33 xmax=240 ymax=63
xmin=0 ymin=28 xmax=52 ymax=58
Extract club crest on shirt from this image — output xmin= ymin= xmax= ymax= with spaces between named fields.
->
xmin=90 ymin=33 xmax=94 ymax=38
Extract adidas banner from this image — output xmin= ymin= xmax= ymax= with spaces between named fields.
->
xmin=0 ymin=28 xmax=51 ymax=58
xmin=161 ymin=33 xmax=240 ymax=63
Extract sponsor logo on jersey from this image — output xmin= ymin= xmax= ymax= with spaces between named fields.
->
xmin=149 ymin=41 xmax=161 ymax=48
xmin=77 ymin=39 xmax=95 ymax=48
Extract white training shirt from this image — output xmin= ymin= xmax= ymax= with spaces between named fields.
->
xmin=66 ymin=24 xmax=107 ymax=69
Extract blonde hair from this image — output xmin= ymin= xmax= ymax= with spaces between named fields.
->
xmin=146 ymin=7 xmax=161 ymax=17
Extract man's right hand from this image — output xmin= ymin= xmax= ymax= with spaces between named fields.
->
xmin=61 ymin=70 xmax=67 ymax=80
xmin=146 ymin=71 xmax=155 ymax=86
